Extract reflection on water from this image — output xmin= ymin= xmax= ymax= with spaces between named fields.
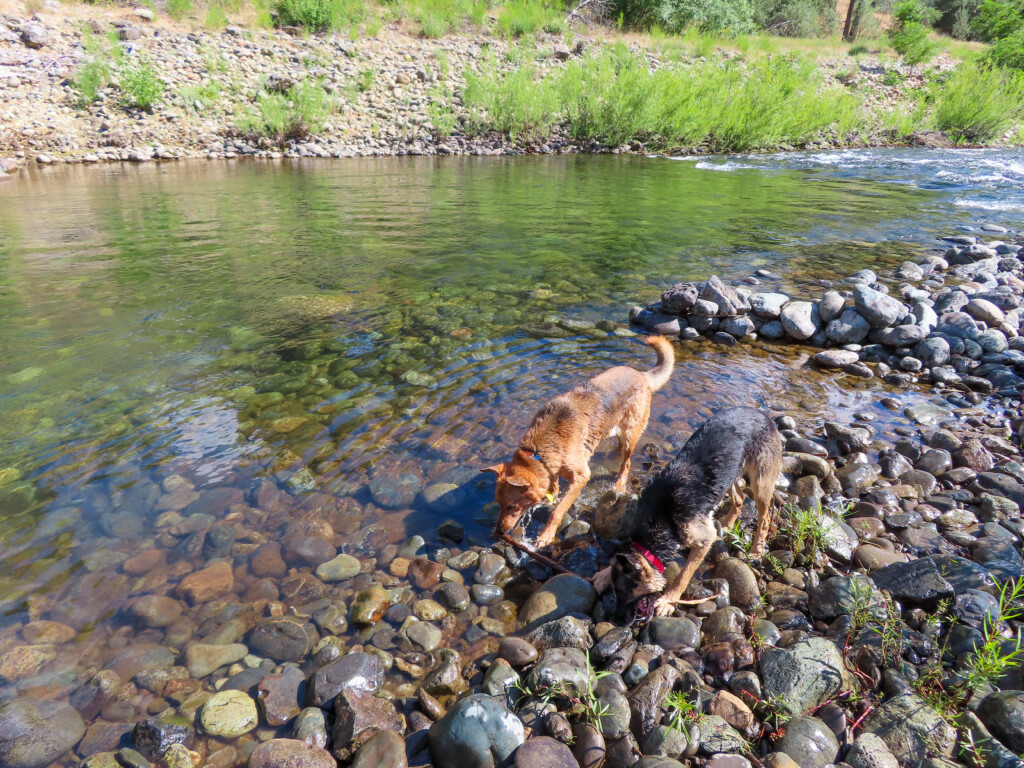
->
xmin=0 ymin=152 xmax=1015 ymax=637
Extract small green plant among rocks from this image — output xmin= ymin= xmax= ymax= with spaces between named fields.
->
xmin=119 ymin=56 xmax=166 ymax=111
xmin=511 ymin=652 xmax=612 ymax=727
xmin=238 ymin=80 xmax=334 ymax=140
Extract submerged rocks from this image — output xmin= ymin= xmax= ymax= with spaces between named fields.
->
xmin=248 ymin=738 xmax=336 ymax=768
xmin=0 ymin=698 xmax=85 ymax=768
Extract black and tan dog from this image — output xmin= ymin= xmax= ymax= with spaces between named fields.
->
xmin=593 ymin=406 xmax=782 ymax=624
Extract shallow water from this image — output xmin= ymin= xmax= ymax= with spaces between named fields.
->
xmin=0 ymin=150 xmax=1021 ymax=676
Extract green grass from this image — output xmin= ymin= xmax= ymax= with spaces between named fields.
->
xmin=496 ymin=0 xmax=566 ymax=37
xmin=168 ymin=0 xmax=194 ymax=19
xmin=119 ymin=56 xmax=166 ymax=111
xmin=931 ymin=61 xmax=1024 ymax=142
xmin=463 ymin=45 xmax=863 ymax=150
xmin=205 ymin=2 xmax=229 ymax=27
xmin=72 ymin=59 xmax=112 ymax=105
xmin=237 ymin=79 xmax=334 ymax=139
xmin=273 ymin=0 xmax=368 ymax=30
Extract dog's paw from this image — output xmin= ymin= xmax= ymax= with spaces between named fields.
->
xmin=653 ymin=594 xmax=678 ymax=617
xmin=533 ymin=527 xmax=557 ymax=548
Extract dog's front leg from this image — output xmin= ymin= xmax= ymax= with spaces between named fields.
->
xmin=653 ymin=517 xmax=715 ymax=616
xmin=534 ymin=467 xmax=589 ymax=547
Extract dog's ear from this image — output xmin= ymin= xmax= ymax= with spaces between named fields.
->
xmin=480 ymin=464 xmax=505 ymax=477
xmin=504 ymin=474 xmax=532 ymax=488
xmin=593 ymin=565 xmax=613 ymax=594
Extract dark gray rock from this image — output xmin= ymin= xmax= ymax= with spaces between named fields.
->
xmin=774 ymin=716 xmax=838 ymax=768
xmin=249 ymin=618 xmax=318 ymax=662
xmin=854 ymin=285 xmax=905 ymax=328
xmin=517 ymin=574 xmax=596 ymax=630
xmin=428 ymin=694 xmax=525 ymax=768
xmin=977 ymin=690 xmax=1024 ymax=754
xmin=869 ymin=558 xmax=954 ymax=607
xmin=662 ymin=283 xmax=698 ymax=315
xmin=131 ymin=716 xmax=192 ymax=761
xmin=760 ymin=638 xmax=850 ymax=716
xmin=862 ymin=693 xmax=955 ymax=762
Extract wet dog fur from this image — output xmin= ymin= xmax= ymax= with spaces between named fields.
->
xmin=593 ymin=406 xmax=782 ymax=624
xmin=483 ymin=336 xmax=674 ymax=547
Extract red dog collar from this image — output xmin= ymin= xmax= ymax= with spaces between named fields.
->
xmin=632 ymin=542 xmax=665 ymax=574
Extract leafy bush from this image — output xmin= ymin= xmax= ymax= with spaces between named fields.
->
xmin=272 ymin=0 xmax=363 ymax=29
xmin=933 ymin=0 xmax=982 ymax=37
xmin=613 ymin=0 xmax=756 ymax=32
xmin=119 ymin=56 xmax=165 ymax=110
xmin=753 ymin=0 xmax=837 ymax=36
xmin=932 ymin=61 xmax=1024 ymax=140
xmin=988 ymin=26 xmax=1024 ymax=67
xmin=888 ymin=0 xmax=940 ymax=65
xmin=72 ymin=59 xmax=111 ymax=105
xmin=849 ymin=42 xmax=870 ymax=53
xmin=972 ymin=0 xmax=1024 ymax=40
xmin=238 ymin=80 xmax=333 ymax=139
xmin=496 ymin=0 xmax=566 ymax=37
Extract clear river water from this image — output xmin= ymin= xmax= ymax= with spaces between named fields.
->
xmin=0 ymin=147 xmax=1022 ymax=706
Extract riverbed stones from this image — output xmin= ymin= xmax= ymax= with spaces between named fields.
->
xmin=813 ymin=348 xmax=860 ymax=368
xmin=966 ymin=297 xmax=1005 ymax=325
xmin=750 ymin=292 xmax=789 ymax=319
xmin=176 ymin=561 xmax=233 ymax=604
xmin=427 ymin=694 xmax=525 ymax=768
xmin=248 ymin=617 xmax=318 ymax=662
xmin=760 ymin=637 xmax=851 ymax=716
xmin=780 ymin=301 xmax=819 ymax=341
xmin=257 ymin=665 xmax=305 ymax=725
xmin=976 ymin=690 xmax=1024 ymax=753
xmin=0 ymin=698 xmax=85 ymax=768
xmin=200 ymin=690 xmax=258 ymax=738
xmin=332 ymin=689 xmax=403 ymax=760
xmin=316 ymin=553 xmax=361 ymax=581
xmin=518 ymin=573 xmax=595 ymax=629
xmin=514 ymin=736 xmax=577 ymax=768
xmin=351 ymin=584 xmax=390 ymax=625
xmin=825 ymin=308 xmax=871 ymax=344
xmin=248 ymin=738 xmax=336 ymax=768
xmin=853 ymin=285 xmax=905 ymax=328
xmin=869 ymin=557 xmax=954 ymax=607
xmin=310 ymin=652 xmax=384 ymax=705
xmin=862 ymin=693 xmax=956 ymax=762
xmin=184 ymin=642 xmax=248 ymax=678
xmin=662 ymin=283 xmax=698 ymax=314
xmin=353 ymin=729 xmax=407 ymax=768
xmin=774 ymin=716 xmax=839 ymax=768
xmin=130 ymin=717 xmax=192 ymax=761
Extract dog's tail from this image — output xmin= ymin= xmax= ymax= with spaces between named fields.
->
xmin=642 ymin=335 xmax=675 ymax=392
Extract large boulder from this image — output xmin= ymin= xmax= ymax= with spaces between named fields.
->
xmin=700 ymin=275 xmax=749 ymax=316
xmin=825 ymin=308 xmax=871 ymax=344
xmin=780 ymin=301 xmax=821 ymax=341
xmin=977 ymin=690 xmax=1024 ymax=754
xmin=862 ymin=694 xmax=955 ymax=763
xmin=661 ymin=283 xmax=699 ymax=315
xmin=428 ymin=694 xmax=525 ymax=768
xmin=749 ymin=293 xmax=789 ymax=320
xmin=869 ymin=558 xmax=954 ymax=608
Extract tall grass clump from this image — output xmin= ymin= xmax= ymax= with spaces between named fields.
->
xmin=496 ymin=0 xmax=566 ymax=37
xmin=463 ymin=46 xmax=863 ymax=151
xmin=888 ymin=0 xmax=941 ymax=65
xmin=71 ymin=29 xmax=122 ymax=107
xmin=119 ymin=55 xmax=165 ymax=111
xmin=931 ymin=61 xmax=1024 ymax=142
xmin=238 ymin=80 xmax=334 ymax=139
xmin=167 ymin=0 xmax=193 ymax=20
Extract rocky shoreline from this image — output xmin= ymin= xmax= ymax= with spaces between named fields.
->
xmin=0 ymin=3 xmax=985 ymax=174
xmin=1 ymin=224 xmax=1024 ymax=768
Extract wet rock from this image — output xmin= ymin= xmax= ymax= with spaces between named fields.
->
xmin=572 ymin=722 xmax=606 ymax=768
xmin=954 ymin=439 xmax=995 ymax=472
xmin=967 ymin=298 xmax=1006 ymax=325
xmin=518 ymin=574 xmax=596 ymax=630
xmin=293 ymin=707 xmax=329 ymax=749
xmin=812 ymin=349 xmax=859 ymax=368
xmin=643 ymin=616 xmax=700 ymax=651
xmin=780 ymin=301 xmax=820 ymax=341
xmin=309 ymin=652 xmax=383 ymax=706
xmin=407 ymin=620 xmax=443 ymax=652
xmin=760 ymin=637 xmax=851 ymax=716
xmin=129 ymin=596 xmax=183 ymax=628
xmin=422 ymin=649 xmax=469 ymax=697
xmin=825 ymin=309 xmax=870 ymax=344
xmin=774 ymin=716 xmax=838 ymax=768
xmin=351 ymin=584 xmax=390 ymax=625
xmin=525 ymin=615 xmax=593 ymax=651
xmin=712 ymin=558 xmax=761 ymax=612
xmin=249 ymin=618 xmax=318 ymax=662
xmin=176 ymin=561 xmax=233 ymax=604
xmin=977 ymin=690 xmax=1024 ymax=753
xmin=498 ymin=637 xmax=538 ymax=667
xmin=708 ymin=690 xmax=757 ymax=740
xmin=869 ymin=558 xmax=954 ymax=607
xmin=512 ymin=736 xmax=577 ymax=768
xmin=0 ymin=697 xmax=85 ymax=768
xmin=0 ymin=644 xmax=55 ymax=682
xmin=808 ymin=574 xmax=880 ymax=621
xmin=438 ymin=581 xmax=471 ymax=613
xmin=482 ymin=659 xmax=519 ymax=699
xmin=862 ymin=693 xmax=956 ymax=762
xmin=184 ymin=642 xmax=248 ymax=678
xmin=628 ymin=664 xmax=680 ymax=737
xmin=248 ymin=738 xmax=336 ymax=768
xmin=904 ymin=404 xmax=953 ymax=427
xmin=201 ymin=689 xmax=258 ymax=738
xmin=662 ymin=283 xmax=698 ymax=315
xmin=845 ymin=732 xmax=899 ymax=768
xmin=527 ymin=647 xmax=593 ymax=698
xmin=332 ymin=689 xmax=403 ymax=760
xmin=854 ymin=285 xmax=905 ymax=328
xmin=315 ymin=553 xmax=361 ymax=582
xmin=368 ymin=466 xmax=422 ymax=509
xmin=250 ymin=543 xmax=287 ymax=578
xmin=353 ymin=729 xmax=407 ymax=768
xmin=428 ymin=694 xmax=525 ymax=768
xmin=916 ymin=337 xmax=951 ymax=367
xmin=131 ymin=717 xmax=192 ymax=761
xmin=258 ymin=665 xmax=304 ymax=726
xmin=594 ymin=491 xmax=639 ymax=539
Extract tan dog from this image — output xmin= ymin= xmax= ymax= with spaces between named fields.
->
xmin=483 ymin=336 xmax=674 ymax=547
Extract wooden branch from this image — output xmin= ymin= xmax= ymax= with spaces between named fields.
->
xmin=500 ymin=532 xmax=577 ymax=578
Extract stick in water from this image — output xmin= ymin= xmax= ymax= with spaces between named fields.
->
xmin=499 ymin=532 xmax=575 ymax=577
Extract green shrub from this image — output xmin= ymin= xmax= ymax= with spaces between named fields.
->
xmin=205 ymin=2 xmax=229 ymax=27
xmin=272 ymin=0 xmax=365 ymax=29
xmin=119 ymin=56 xmax=165 ymax=110
xmin=933 ymin=0 xmax=982 ymax=37
xmin=613 ymin=0 xmax=756 ymax=32
xmin=972 ymin=0 xmax=1024 ymax=40
xmin=932 ymin=61 xmax=1024 ymax=141
xmin=72 ymin=59 xmax=111 ymax=105
xmin=496 ymin=0 xmax=566 ymax=37
xmin=238 ymin=80 xmax=333 ymax=139
xmin=888 ymin=0 xmax=940 ymax=65
xmin=988 ymin=26 xmax=1024 ymax=67
xmin=849 ymin=42 xmax=869 ymax=53
xmin=753 ymin=0 xmax=837 ymax=36
xmin=167 ymin=0 xmax=193 ymax=19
